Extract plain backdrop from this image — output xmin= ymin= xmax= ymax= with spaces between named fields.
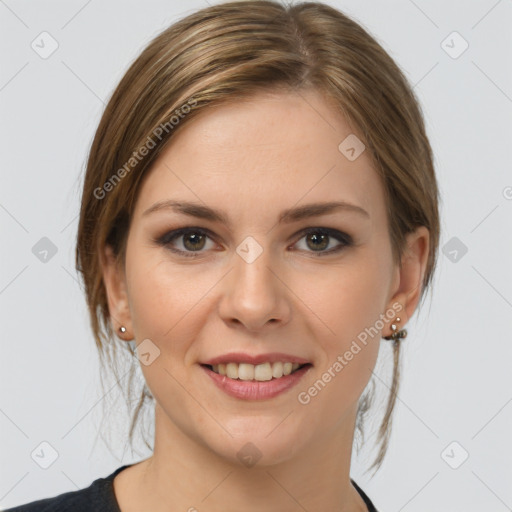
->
xmin=1 ymin=1 xmax=511 ymax=510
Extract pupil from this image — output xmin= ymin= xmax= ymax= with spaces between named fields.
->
xmin=307 ymin=233 xmax=328 ymax=251
xmin=184 ymin=233 xmax=205 ymax=251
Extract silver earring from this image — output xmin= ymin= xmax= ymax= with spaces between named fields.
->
xmin=119 ymin=326 xmax=127 ymax=334
xmin=383 ymin=317 xmax=407 ymax=342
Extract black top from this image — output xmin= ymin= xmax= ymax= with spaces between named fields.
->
xmin=4 ymin=464 xmax=378 ymax=511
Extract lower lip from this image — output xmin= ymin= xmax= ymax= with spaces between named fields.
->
xmin=201 ymin=364 xmax=312 ymax=400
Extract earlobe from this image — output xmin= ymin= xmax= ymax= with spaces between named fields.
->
xmin=384 ymin=226 xmax=430 ymax=337
xmin=100 ymin=244 xmax=133 ymax=340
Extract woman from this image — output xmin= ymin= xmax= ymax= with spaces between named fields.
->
xmin=6 ymin=1 xmax=439 ymax=510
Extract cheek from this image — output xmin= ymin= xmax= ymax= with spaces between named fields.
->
xmin=301 ymin=253 xmax=389 ymax=402
xmin=127 ymin=252 xmax=210 ymax=341
xmin=307 ymin=253 xmax=390 ymax=343
xmin=128 ymin=265 xmax=174 ymax=339
xmin=125 ymin=257 xmax=207 ymax=406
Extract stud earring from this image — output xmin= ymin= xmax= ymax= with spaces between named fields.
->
xmin=383 ymin=317 xmax=407 ymax=342
xmin=119 ymin=326 xmax=127 ymax=335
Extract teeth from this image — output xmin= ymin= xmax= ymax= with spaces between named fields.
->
xmin=226 ymin=362 xmax=238 ymax=379
xmin=238 ymin=363 xmax=254 ymax=381
xmin=272 ymin=361 xmax=283 ymax=378
xmin=209 ymin=361 xmax=304 ymax=381
xmin=254 ymin=362 xmax=272 ymax=381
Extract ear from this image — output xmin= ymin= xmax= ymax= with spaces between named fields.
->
xmin=100 ymin=244 xmax=133 ymax=340
xmin=384 ymin=226 xmax=430 ymax=335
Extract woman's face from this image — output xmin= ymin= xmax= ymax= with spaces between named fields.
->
xmin=108 ymin=88 xmax=421 ymax=466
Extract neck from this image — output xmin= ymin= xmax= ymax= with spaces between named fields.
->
xmin=125 ymin=403 xmax=368 ymax=512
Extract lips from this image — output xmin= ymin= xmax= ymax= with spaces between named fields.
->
xmin=201 ymin=352 xmax=311 ymax=366
xmin=201 ymin=363 xmax=312 ymax=400
xmin=199 ymin=352 xmax=313 ymax=400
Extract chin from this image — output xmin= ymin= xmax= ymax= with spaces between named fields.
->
xmin=204 ymin=419 xmax=311 ymax=468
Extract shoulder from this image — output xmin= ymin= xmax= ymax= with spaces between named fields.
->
xmin=3 ymin=488 xmax=98 ymax=512
xmin=3 ymin=465 xmax=131 ymax=512
xmin=351 ymin=479 xmax=379 ymax=512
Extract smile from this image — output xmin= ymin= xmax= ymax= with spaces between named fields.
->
xmin=206 ymin=361 xmax=306 ymax=381
xmin=201 ymin=362 xmax=313 ymax=400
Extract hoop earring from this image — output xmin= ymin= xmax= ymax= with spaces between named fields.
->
xmin=383 ymin=317 xmax=407 ymax=342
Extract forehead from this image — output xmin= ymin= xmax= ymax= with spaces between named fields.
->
xmin=133 ymin=89 xmax=385 ymax=224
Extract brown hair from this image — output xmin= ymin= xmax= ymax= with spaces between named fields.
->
xmin=76 ymin=0 xmax=440 ymax=474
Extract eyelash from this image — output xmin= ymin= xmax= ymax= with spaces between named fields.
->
xmin=154 ymin=226 xmax=353 ymax=258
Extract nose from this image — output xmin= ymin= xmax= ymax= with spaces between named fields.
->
xmin=217 ymin=246 xmax=291 ymax=332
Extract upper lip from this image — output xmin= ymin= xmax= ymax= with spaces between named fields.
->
xmin=201 ymin=352 xmax=311 ymax=366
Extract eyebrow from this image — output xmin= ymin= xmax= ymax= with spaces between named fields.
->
xmin=142 ymin=199 xmax=370 ymax=226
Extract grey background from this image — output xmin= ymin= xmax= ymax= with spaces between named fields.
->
xmin=1 ymin=0 xmax=511 ymax=510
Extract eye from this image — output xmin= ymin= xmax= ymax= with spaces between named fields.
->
xmin=292 ymin=228 xmax=353 ymax=256
xmin=155 ymin=227 xmax=216 ymax=257
xmin=155 ymin=226 xmax=353 ymax=258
